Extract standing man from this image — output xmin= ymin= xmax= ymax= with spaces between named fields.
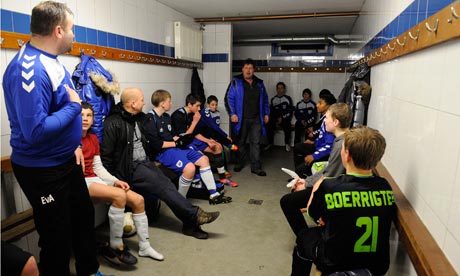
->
xmin=2 ymin=2 xmax=104 ymax=275
xmin=225 ymin=59 xmax=270 ymax=176
xmin=266 ymin=82 xmax=294 ymax=152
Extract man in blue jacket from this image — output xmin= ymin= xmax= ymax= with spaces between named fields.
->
xmin=225 ymin=59 xmax=270 ymax=176
xmin=2 ymin=2 xmax=105 ymax=275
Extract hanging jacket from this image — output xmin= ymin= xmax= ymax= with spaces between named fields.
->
xmin=191 ymin=67 xmax=206 ymax=108
xmin=72 ymin=54 xmax=119 ymax=143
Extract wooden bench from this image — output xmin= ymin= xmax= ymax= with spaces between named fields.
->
xmin=1 ymin=156 xmax=35 ymax=242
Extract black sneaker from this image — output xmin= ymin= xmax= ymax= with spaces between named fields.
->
xmin=182 ymin=224 xmax=208 ymax=239
xmin=100 ymin=244 xmax=138 ymax=266
xmin=251 ymin=169 xmax=267 ymax=176
xmin=209 ymin=194 xmax=232 ymax=205
xmin=196 ymin=207 xmax=220 ymax=225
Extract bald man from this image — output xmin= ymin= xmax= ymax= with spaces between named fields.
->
xmin=101 ymin=88 xmax=220 ymax=239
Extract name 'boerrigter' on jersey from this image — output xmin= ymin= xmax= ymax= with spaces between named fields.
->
xmin=325 ymin=190 xmax=395 ymax=209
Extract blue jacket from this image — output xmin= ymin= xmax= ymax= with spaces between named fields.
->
xmin=312 ymin=115 xmax=335 ymax=161
xmin=3 ymin=43 xmax=81 ymax=167
xmin=72 ymin=54 xmax=116 ymax=143
xmin=226 ymin=74 xmax=270 ymax=136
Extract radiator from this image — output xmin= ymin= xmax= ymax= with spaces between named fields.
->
xmin=174 ymin=21 xmax=202 ymax=62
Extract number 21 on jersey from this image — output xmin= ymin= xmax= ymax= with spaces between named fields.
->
xmin=354 ymin=216 xmax=379 ymax=253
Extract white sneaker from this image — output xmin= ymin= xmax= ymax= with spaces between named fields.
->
xmin=285 ymin=144 xmax=291 ymax=152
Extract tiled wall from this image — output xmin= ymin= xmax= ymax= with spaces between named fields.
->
xmin=353 ymin=0 xmax=460 ymax=274
xmin=202 ymin=23 xmax=233 ymax=134
xmin=353 ymin=0 xmax=455 ymax=55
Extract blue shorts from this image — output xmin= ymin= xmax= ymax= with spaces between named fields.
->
xmin=157 ymin=148 xmax=203 ymax=174
xmin=190 ymin=138 xmax=208 ymax=151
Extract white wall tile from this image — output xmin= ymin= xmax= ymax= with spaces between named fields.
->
xmin=202 ymin=23 xmax=216 ymax=33
xmin=110 ymin=0 xmax=125 ymax=36
xmin=215 ymin=32 xmax=231 ymax=53
xmin=439 ymin=40 xmax=460 ymax=116
xmin=123 ymin=1 xmax=137 ymax=38
xmin=203 ymin=63 xmax=216 ymax=84
xmin=447 ymin=148 xmax=460 ymax=242
xmin=203 ymin=32 xmax=216 ymax=54
xmin=419 ymin=203 xmax=447 ymax=249
xmin=1 ymin=0 xmax=32 ymax=14
xmin=444 ymin=231 xmax=460 ymax=274
xmin=428 ymin=112 xmax=460 ymax=224
xmin=215 ymin=63 xmax=230 ymax=83
xmin=76 ymin=0 xmax=95 ymax=28
xmin=94 ymin=0 xmax=110 ymax=32
xmin=215 ymin=23 xmax=231 ymax=33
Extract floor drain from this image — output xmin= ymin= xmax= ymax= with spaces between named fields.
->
xmin=248 ymin=199 xmax=263 ymax=205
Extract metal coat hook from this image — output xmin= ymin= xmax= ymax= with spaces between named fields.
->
xmin=17 ymin=39 xmax=24 ymax=47
xmin=375 ymin=51 xmax=381 ymax=57
xmin=451 ymin=6 xmax=459 ymax=19
xmin=387 ymin=43 xmax=395 ymax=51
xmin=380 ymin=48 xmax=387 ymax=55
xmin=425 ymin=19 xmax=439 ymax=32
xmin=408 ymin=29 xmax=419 ymax=40
xmin=396 ymin=36 xmax=406 ymax=46
xmin=0 ymin=37 xmax=4 ymax=45
xmin=101 ymin=50 xmax=107 ymax=57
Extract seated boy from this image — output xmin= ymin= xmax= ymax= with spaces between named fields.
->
xmin=81 ymin=103 xmax=163 ymax=266
xmin=292 ymin=126 xmax=395 ymax=275
xmin=293 ymin=92 xmax=336 ymax=177
xmin=145 ymin=90 xmax=232 ymax=205
xmin=281 ymin=103 xmax=352 ymax=236
xmin=294 ymin=88 xmax=317 ymax=144
xmin=266 ymin=82 xmax=294 ymax=152
xmin=196 ymin=95 xmax=238 ymax=187
xmin=171 ymin=94 xmax=234 ymax=185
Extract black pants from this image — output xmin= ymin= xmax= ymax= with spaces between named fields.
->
xmin=293 ymin=143 xmax=329 ymax=177
xmin=292 ymin=227 xmax=324 ymax=276
xmin=13 ymin=159 xmax=98 ymax=276
xmin=235 ymin=118 xmax=262 ymax=170
xmin=131 ymin=160 xmax=198 ymax=226
xmin=267 ymin=116 xmax=292 ymax=145
xmin=280 ymin=188 xmax=313 ymax=236
xmin=294 ymin=120 xmax=308 ymax=144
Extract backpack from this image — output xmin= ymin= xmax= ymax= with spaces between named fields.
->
xmin=72 ymin=54 xmax=119 ymax=142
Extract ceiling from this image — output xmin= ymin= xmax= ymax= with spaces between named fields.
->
xmin=158 ymin=0 xmax=366 ymax=40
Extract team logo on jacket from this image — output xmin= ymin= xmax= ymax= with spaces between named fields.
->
xmin=168 ymin=124 xmax=172 ymax=131
xmin=176 ymin=160 xmax=183 ymax=168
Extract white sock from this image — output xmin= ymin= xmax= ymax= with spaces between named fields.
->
xmin=108 ymin=206 xmax=125 ymax=249
xmin=200 ymin=166 xmax=217 ymax=190
xmin=217 ymin=166 xmax=226 ymax=174
xmin=178 ymin=175 xmax=192 ymax=197
xmin=133 ymin=212 xmax=164 ymax=261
